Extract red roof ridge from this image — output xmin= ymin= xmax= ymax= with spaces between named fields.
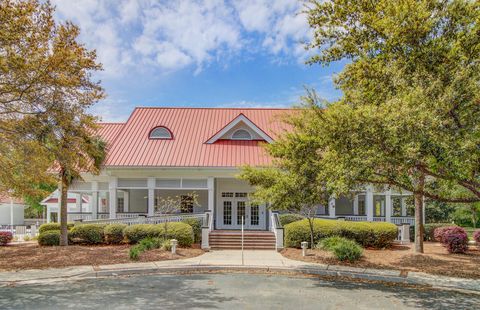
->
xmin=133 ymin=106 xmax=296 ymax=111
xmin=99 ymin=122 xmax=125 ymax=125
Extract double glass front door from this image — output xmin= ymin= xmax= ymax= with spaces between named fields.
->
xmin=218 ymin=193 xmax=265 ymax=230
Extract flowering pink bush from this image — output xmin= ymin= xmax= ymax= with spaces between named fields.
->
xmin=445 ymin=233 xmax=468 ymax=254
xmin=434 ymin=226 xmax=465 ymax=243
xmin=0 ymin=231 xmax=13 ymax=246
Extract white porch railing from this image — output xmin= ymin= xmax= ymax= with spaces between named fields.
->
xmin=201 ymin=210 xmax=213 ymax=249
xmin=270 ymin=212 xmax=284 ymax=251
xmin=78 ymin=212 xmax=206 ymax=226
xmin=391 ymin=217 xmax=415 ymax=226
xmin=342 ymin=215 xmax=415 ymax=225
xmin=344 ymin=216 xmax=367 ymax=222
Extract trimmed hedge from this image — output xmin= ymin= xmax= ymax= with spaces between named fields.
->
xmin=124 ymin=222 xmax=193 ymax=246
xmin=38 ymin=231 xmax=61 ymax=246
xmin=182 ymin=218 xmax=202 ymax=243
xmin=279 ymin=214 xmax=304 ymax=226
xmin=0 ymin=231 xmax=13 ymax=246
xmin=69 ymin=224 xmax=107 ymax=245
xmin=39 ymin=223 xmax=74 ymax=234
xmin=104 ymin=223 xmax=127 ymax=244
xmin=284 ymin=219 xmax=397 ymax=249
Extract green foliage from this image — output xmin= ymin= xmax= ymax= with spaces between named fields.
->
xmin=39 ymin=223 xmax=74 ymax=234
xmin=451 ymin=205 xmax=480 ymax=228
xmin=69 ymin=224 xmax=106 ymax=245
xmin=38 ymin=231 xmax=61 ymax=246
xmin=285 ymin=219 xmax=397 ymax=249
xmin=279 ymin=214 xmax=304 ymax=226
xmin=104 ymin=223 xmax=127 ymax=244
xmin=22 ymin=182 xmax=57 ymax=218
xmin=331 ymin=240 xmax=363 ymax=262
xmin=123 ymin=222 xmax=193 ymax=246
xmin=317 ymin=236 xmax=345 ymax=251
xmin=425 ymin=201 xmax=456 ymax=224
xmin=181 ymin=218 xmax=202 ymax=243
xmin=129 ymin=237 xmax=167 ymax=260
xmin=161 ymin=239 xmax=172 ymax=251
xmin=318 ymin=236 xmax=363 ymax=262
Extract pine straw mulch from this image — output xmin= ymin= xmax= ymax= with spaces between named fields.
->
xmin=281 ymin=242 xmax=480 ymax=279
xmin=0 ymin=242 xmax=204 ymax=271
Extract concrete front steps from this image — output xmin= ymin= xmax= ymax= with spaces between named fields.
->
xmin=209 ymin=230 xmax=276 ymax=250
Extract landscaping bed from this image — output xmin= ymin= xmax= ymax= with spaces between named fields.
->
xmin=0 ymin=242 xmax=204 ymax=271
xmin=282 ymin=242 xmax=480 ymax=279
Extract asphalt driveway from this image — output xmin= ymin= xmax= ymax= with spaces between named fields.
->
xmin=0 ymin=273 xmax=478 ymax=309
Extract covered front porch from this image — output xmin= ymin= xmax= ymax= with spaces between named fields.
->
xmin=323 ymin=186 xmax=417 ymax=226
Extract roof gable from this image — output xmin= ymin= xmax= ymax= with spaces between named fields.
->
xmin=205 ymin=113 xmax=273 ymax=144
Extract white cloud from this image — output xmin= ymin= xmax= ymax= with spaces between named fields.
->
xmin=51 ymin=0 xmax=312 ymax=77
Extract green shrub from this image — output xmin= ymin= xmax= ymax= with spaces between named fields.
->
xmin=162 ymin=222 xmax=194 ymax=246
xmin=331 ymin=239 xmax=363 ymax=262
xmin=182 ymin=218 xmax=202 ymax=243
xmin=38 ymin=231 xmax=61 ymax=246
xmin=129 ymin=237 xmax=166 ymax=260
xmin=69 ymin=224 xmax=106 ymax=244
xmin=279 ymin=214 xmax=305 ymax=226
xmin=284 ymin=219 xmax=397 ymax=249
xmin=124 ymin=222 xmax=193 ymax=246
xmin=39 ymin=223 xmax=74 ymax=234
xmin=317 ymin=236 xmax=345 ymax=251
xmin=161 ymin=239 xmax=172 ymax=251
xmin=104 ymin=223 xmax=127 ymax=244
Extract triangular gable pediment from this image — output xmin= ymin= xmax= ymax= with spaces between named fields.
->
xmin=205 ymin=113 xmax=274 ymax=144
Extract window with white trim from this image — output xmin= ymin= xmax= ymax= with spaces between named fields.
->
xmin=231 ymin=129 xmax=252 ymax=140
xmin=149 ymin=126 xmax=173 ymax=139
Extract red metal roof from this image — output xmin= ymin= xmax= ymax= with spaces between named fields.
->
xmin=0 ymin=193 xmax=24 ymax=204
xmin=44 ymin=197 xmax=88 ymax=204
xmin=102 ymin=107 xmax=295 ymax=167
xmin=97 ymin=123 xmax=124 ymax=147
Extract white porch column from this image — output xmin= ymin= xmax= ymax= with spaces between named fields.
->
xmin=46 ymin=206 xmax=51 ymax=223
xmin=385 ymin=189 xmax=392 ymax=223
xmin=123 ymin=190 xmax=129 ymax=212
xmin=207 ymin=177 xmax=214 ymax=212
xmin=401 ymin=197 xmax=407 ymax=217
xmin=147 ymin=177 xmax=155 ymax=216
xmin=91 ymin=181 xmax=98 ymax=219
xmin=366 ymin=185 xmax=374 ymax=221
xmin=109 ymin=177 xmax=118 ymax=219
xmin=76 ymin=193 xmax=82 ymax=212
xmin=353 ymin=194 xmax=359 ymax=215
xmin=328 ymin=197 xmax=336 ymax=218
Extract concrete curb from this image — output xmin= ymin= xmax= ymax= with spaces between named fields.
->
xmin=2 ymin=263 xmax=479 ymax=293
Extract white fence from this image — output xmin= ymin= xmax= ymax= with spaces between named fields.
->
xmin=0 ymin=225 xmax=38 ymax=240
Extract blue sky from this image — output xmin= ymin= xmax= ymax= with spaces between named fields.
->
xmin=52 ymin=0 xmax=344 ymax=122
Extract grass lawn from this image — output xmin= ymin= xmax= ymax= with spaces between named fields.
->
xmin=282 ymin=242 xmax=480 ymax=279
xmin=0 ymin=242 xmax=204 ymax=271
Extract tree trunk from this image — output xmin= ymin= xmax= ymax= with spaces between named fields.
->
xmin=59 ymin=171 xmax=69 ymax=246
xmin=307 ymin=217 xmax=315 ymax=249
xmin=414 ymin=173 xmax=425 ymax=253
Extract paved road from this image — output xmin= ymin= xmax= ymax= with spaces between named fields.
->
xmin=0 ymin=273 xmax=478 ymax=309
